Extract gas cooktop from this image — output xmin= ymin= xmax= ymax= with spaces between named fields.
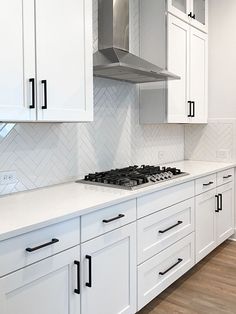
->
xmin=77 ymin=165 xmax=189 ymax=190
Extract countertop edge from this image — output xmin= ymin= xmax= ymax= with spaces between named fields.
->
xmin=0 ymin=161 xmax=235 ymax=242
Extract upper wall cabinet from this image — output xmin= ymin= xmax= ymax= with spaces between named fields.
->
xmin=0 ymin=0 xmax=93 ymax=123
xmin=139 ymin=0 xmax=208 ymax=124
xmin=0 ymin=1 xmax=36 ymax=121
xmin=167 ymin=0 xmax=208 ymax=33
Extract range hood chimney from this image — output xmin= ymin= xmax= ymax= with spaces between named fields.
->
xmin=93 ymin=0 xmax=180 ymax=84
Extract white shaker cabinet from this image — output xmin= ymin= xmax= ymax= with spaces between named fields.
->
xmin=35 ymin=0 xmax=93 ymax=122
xmin=168 ymin=14 xmax=208 ymax=123
xmin=167 ymin=0 xmax=208 ymax=33
xmin=0 ymin=1 xmax=36 ymax=121
xmin=0 ymin=0 xmax=93 ymax=122
xmin=216 ymin=183 xmax=234 ymax=245
xmin=189 ymin=27 xmax=208 ymax=123
xmin=139 ymin=1 xmax=208 ymax=124
xmin=0 ymin=247 xmax=80 ymax=314
xmin=195 ymin=190 xmax=216 ymax=263
xmin=196 ymin=178 xmax=234 ymax=263
xmin=167 ymin=14 xmax=190 ymax=123
xmin=190 ymin=0 xmax=208 ymax=33
xmin=81 ymin=223 xmax=137 ymax=314
xmin=167 ymin=0 xmax=191 ymax=23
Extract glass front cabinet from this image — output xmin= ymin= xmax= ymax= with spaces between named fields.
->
xmin=167 ymin=0 xmax=208 ymax=32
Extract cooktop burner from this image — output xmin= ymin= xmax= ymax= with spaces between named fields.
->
xmin=77 ymin=165 xmax=189 ymax=190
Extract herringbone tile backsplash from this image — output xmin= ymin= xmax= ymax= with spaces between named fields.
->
xmin=185 ymin=119 xmax=236 ymax=162
xmin=0 ymin=0 xmax=184 ymax=196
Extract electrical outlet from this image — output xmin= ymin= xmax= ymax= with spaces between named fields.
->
xmin=0 ymin=171 xmax=17 ymax=185
xmin=158 ymin=151 xmax=165 ymax=162
xmin=216 ymin=149 xmax=230 ymax=161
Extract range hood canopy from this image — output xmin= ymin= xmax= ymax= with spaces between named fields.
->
xmin=93 ymin=0 xmax=180 ymax=84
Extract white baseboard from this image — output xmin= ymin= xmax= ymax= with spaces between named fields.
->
xmin=229 ymin=229 xmax=236 ymax=241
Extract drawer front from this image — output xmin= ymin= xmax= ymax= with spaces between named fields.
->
xmin=138 ymin=233 xmax=195 ymax=311
xmin=217 ymin=168 xmax=234 ymax=186
xmin=0 ymin=218 xmax=80 ymax=277
xmin=137 ymin=198 xmax=194 ymax=264
xmin=137 ymin=181 xmax=194 ymax=218
xmin=195 ymin=173 xmax=217 ymax=195
xmin=81 ymin=199 xmax=136 ymax=242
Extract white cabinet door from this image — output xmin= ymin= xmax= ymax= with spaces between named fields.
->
xmin=0 ymin=1 xmax=36 ymax=121
xmin=195 ymin=190 xmax=217 ymax=263
xmin=0 ymin=247 xmax=80 ymax=314
xmin=190 ymin=0 xmax=208 ymax=33
xmin=167 ymin=0 xmax=191 ymax=23
xmin=168 ymin=14 xmax=189 ymax=123
xmin=35 ymin=0 xmax=93 ymax=122
xmin=189 ymin=27 xmax=208 ymax=123
xmin=216 ymin=183 xmax=234 ymax=245
xmin=81 ymin=223 xmax=137 ymax=314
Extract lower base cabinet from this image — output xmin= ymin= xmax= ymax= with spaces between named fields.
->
xmin=138 ymin=233 xmax=195 ymax=311
xmin=0 ymin=246 xmax=80 ymax=314
xmin=196 ymin=182 xmax=234 ymax=263
xmin=195 ymin=190 xmax=216 ymax=263
xmin=216 ymin=183 xmax=234 ymax=245
xmin=81 ymin=223 xmax=137 ymax=314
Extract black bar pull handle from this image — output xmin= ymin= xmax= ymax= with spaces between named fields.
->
xmin=41 ymin=80 xmax=48 ymax=109
xmin=74 ymin=260 xmax=80 ymax=295
xmin=215 ymin=195 xmax=220 ymax=212
xmin=26 ymin=238 xmax=59 ymax=252
xmin=188 ymin=12 xmax=193 ymax=18
xmin=203 ymin=181 xmax=214 ymax=187
xmin=223 ymin=175 xmax=232 ymax=179
xmin=192 ymin=101 xmax=195 ymax=117
xmin=29 ymin=78 xmax=35 ymax=109
xmin=103 ymin=214 xmax=125 ymax=223
xmin=187 ymin=101 xmax=192 ymax=117
xmin=85 ymin=255 xmax=92 ymax=288
xmin=159 ymin=221 xmax=183 ymax=234
xmin=159 ymin=258 xmax=183 ymax=276
xmin=218 ymin=193 xmax=223 ymax=211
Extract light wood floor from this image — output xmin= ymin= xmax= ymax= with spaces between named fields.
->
xmin=138 ymin=240 xmax=236 ymax=314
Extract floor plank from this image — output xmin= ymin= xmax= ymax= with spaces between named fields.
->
xmin=138 ymin=241 xmax=236 ymax=314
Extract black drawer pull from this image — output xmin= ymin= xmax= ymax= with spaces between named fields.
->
xmin=41 ymin=80 xmax=48 ymax=109
xmin=215 ymin=195 xmax=220 ymax=212
xmin=203 ymin=181 xmax=214 ymax=187
xmin=218 ymin=193 xmax=223 ymax=211
xmin=85 ymin=255 xmax=92 ymax=288
xmin=192 ymin=101 xmax=195 ymax=117
xmin=187 ymin=101 xmax=192 ymax=117
xmin=103 ymin=214 xmax=125 ymax=223
xmin=74 ymin=260 xmax=80 ymax=295
xmin=223 ymin=175 xmax=232 ymax=179
xmin=159 ymin=258 xmax=183 ymax=276
xmin=26 ymin=238 xmax=59 ymax=252
xmin=159 ymin=221 xmax=183 ymax=234
xmin=29 ymin=78 xmax=35 ymax=109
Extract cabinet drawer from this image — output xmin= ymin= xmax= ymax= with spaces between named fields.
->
xmin=0 ymin=218 xmax=80 ymax=277
xmin=138 ymin=233 xmax=195 ymax=311
xmin=137 ymin=181 xmax=194 ymax=218
xmin=137 ymin=198 xmax=194 ymax=264
xmin=195 ymin=173 xmax=217 ymax=195
xmin=217 ymin=168 xmax=234 ymax=186
xmin=81 ymin=199 xmax=136 ymax=242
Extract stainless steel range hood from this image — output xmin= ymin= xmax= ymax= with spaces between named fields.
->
xmin=93 ymin=0 xmax=180 ymax=84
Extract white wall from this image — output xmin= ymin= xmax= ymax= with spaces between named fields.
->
xmin=208 ymin=0 xmax=236 ymax=119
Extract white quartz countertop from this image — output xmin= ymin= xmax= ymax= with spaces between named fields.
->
xmin=0 ymin=160 xmax=235 ymax=242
